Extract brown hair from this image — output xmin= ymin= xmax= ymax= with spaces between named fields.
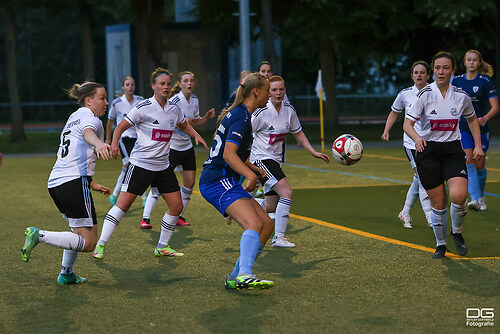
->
xmin=431 ymin=51 xmax=456 ymax=71
xmin=411 ymin=61 xmax=430 ymax=75
xmin=257 ymin=60 xmax=271 ymax=72
xmin=66 ymin=82 xmax=104 ymax=107
xmin=150 ymin=67 xmax=172 ymax=84
xmin=216 ymin=73 xmax=268 ymax=128
xmin=464 ymin=50 xmax=494 ymax=77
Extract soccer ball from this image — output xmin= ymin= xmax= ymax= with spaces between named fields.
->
xmin=332 ymin=134 xmax=363 ymax=166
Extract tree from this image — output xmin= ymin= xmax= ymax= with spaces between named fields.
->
xmin=3 ymin=1 xmax=26 ymax=142
xmin=260 ymin=0 xmax=279 ymax=69
xmin=79 ymin=0 xmax=95 ymax=80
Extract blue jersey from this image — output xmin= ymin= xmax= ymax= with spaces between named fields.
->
xmin=452 ymin=74 xmax=497 ymax=134
xmin=200 ymin=104 xmax=253 ymax=185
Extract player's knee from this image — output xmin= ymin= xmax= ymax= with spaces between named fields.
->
xmin=169 ymin=203 xmax=183 ymax=216
xmin=82 ymin=239 xmax=97 ymax=252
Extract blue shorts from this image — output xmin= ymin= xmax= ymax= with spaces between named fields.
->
xmin=199 ymin=178 xmax=252 ymax=216
xmin=461 ymin=131 xmax=489 ymax=152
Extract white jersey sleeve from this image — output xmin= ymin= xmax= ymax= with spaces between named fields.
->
xmin=48 ymin=107 xmax=104 ymax=188
xmin=169 ymin=92 xmax=199 ymax=151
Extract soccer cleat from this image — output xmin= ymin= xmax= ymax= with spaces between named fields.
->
xmin=478 ymin=197 xmax=487 ymax=211
xmin=140 ymin=219 xmax=152 ymax=229
xmin=272 ymin=236 xmax=296 ymax=248
xmin=235 ymin=274 xmax=274 ymax=290
xmin=432 ymin=245 xmax=447 ymax=259
xmin=176 ymin=216 xmax=190 ymax=226
xmin=467 ymin=200 xmax=479 ymax=211
xmin=21 ymin=227 xmax=39 ymax=263
xmin=398 ymin=211 xmax=413 ymax=228
xmin=92 ymin=244 xmax=105 ymax=259
xmin=224 ymin=215 xmax=232 ymax=225
xmin=57 ymin=272 xmax=88 ymax=285
xmin=108 ymin=194 xmax=117 ymax=206
xmin=255 ymin=189 xmax=264 ymax=198
xmin=450 ymin=232 xmax=468 ymax=256
xmin=154 ymin=245 xmax=184 ymax=257
xmin=225 ymin=274 xmax=237 ymax=289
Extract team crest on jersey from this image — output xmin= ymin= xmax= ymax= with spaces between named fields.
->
xmin=170 ymin=120 xmax=175 ymax=127
xmin=473 ymin=86 xmax=479 ymax=93
xmin=450 ymin=108 xmax=458 ymax=116
xmin=285 ymin=122 xmax=289 ymax=129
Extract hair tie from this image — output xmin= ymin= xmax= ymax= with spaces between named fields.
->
xmin=240 ymin=83 xmax=245 ymax=89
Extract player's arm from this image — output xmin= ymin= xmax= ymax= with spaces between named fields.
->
xmin=178 ymin=120 xmax=208 ymax=150
xmin=381 ymin=111 xmax=399 ymax=141
xmin=223 ymin=142 xmax=258 ymax=192
xmin=90 ymin=180 xmax=111 ymax=196
xmin=478 ymin=96 xmax=499 ymax=127
xmin=403 ymin=118 xmax=426 ymax=152
xmin=466 ymin=114 xmax=485 ymax=160
xmin=111 ymin=119 xmax=132 ymax=157
xmin=105 ymin=118 xmax=114 ymax=145
xmin=82 ymin=127 xmax=111 ymax=160
xmin=190 ymin=108 xmax=216 ymax=127
xmin=292 ymin=131 xmax=329 ymax=163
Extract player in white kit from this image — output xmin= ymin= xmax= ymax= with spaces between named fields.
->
xmin=140 ymin=71 xmax=215 ymax=228
xmin=382 ymin=61 xmax=432 ymax=228
xmin=404 ymin=52 xmax=483 ymax=258
xmin=92 ymin=68 xmax=208 ymax=259
xmin=21 ymin=82 xmax=112 ymax=285
xmin=250 ymin=76 xmax=329 ymax=247
xmin=106 ymin=76 xmax=146 ymax=206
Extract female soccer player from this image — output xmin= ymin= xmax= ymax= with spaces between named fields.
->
xmin=21 ymin=82 xmax=112 ymax=285
xmin=404 ymin=51 xmax=484 ymax=258
xmin=251 ymin=76 xmax=329 ymax=247
xmin=382 ymin=61 xmax=432 ymax=229
xmin=199 ymin=72 xmax=275 ymax=290
xmin=92 ymin=68 xmax=208 ymax=259
xmin=452 ymin=50 xmax=498 ymax=211
xmin=258 ymin=60 xmax=273 ymax=78
xmin=106 ymin=77 xmax=145 ymax=206
xmin=140 ymin=71 xmax=215 ymax=228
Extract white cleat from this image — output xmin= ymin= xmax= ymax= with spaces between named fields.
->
xmin=272 ymin=236 xmax=296 ymax=248
xmin=478 ymin=197 xmax=487 ymax=211
xmin=467 ymin=200 xmax=480 ymax=211
xmin=398 ymin=211 xmax=412 ymax=229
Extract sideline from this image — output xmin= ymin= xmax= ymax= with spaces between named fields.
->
xmin=290 ymin=213 xmax=500 ymax=260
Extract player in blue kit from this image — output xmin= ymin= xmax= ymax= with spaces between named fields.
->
xmin=453 ymin=50 xmax=498 ymax=210
xmin=199 ymin=73 xmax=275 ymax=290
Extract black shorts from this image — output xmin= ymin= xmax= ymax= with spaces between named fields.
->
xmin=48 ymin=176 xmax=97 ymax=226
xmin=416 ymin=140 xmax=468 ymax=190
xmin=122 ymin=164 xmax=180 ymax=195
xmin=253 ymin=159 xmax=286 ymax=196
xmin=119 ymin=137 xmax=137 ymax=163
xmin=169 ymin=147 xmax=196 ymax=171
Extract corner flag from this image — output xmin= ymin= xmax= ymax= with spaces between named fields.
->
xmin=315 ymin=70 xmax=326 ymax=101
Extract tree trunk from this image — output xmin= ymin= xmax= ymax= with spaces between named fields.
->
xmin=319 ymin=40 xmax=337 ymax=137
xmin=148 ymin=0 xmax=164 ymax=67
xmin=4 ymin=2 xmax=26 ymax=142
xmin=79 ymin=1 xmax=95 ymax=80
xmin=260 ymin=0 xmax=279 ymax=70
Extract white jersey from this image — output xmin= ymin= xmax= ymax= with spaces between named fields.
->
xmin=125 ymin=96 xmax=186 ymax=171
xmin=250 ymin=100 xmax=302 ymax=163
xmin=108 ymin=94 xmax=144 ymax=139
xmin=391 ymin=85 xmax=427 ymax=150
xmin=169 ymin=92 xmax=200 ymax=151
xmin=48 ymin=107 xmax=104 ymax=188
xmin=406 ymin=82 xmax=475 ymax=142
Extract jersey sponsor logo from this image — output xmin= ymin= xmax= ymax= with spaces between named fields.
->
xmin=66 ymin=119 xmax=81 ymax=129
xmin=152 ymin=129 xmax=173 ymax=142
xmin=430 ymin=110 xmax=437 ymax=115
xmin=153 ymin=120 xmax=159 ymax=124
xmin=430 ymin=119 xmax=458 ymax=131
xmin=269 ymin=133 xmax=288 ymax=145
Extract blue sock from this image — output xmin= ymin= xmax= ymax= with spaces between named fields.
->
xmin=467 ymin=164 xmax=478 ymax=201
xmin=476 ymin=167 xmax=487 ymax=198
xmin=238 ymin=230 xmax=260 ymax=275
xmin=230 ymin=243 xmax=264 ymax=277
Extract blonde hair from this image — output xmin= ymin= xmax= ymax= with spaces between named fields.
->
xmin=464 ymin=50 xmax=494 ymax=77
xmin=66 ymin=82 xmax=104 ymax=107
xmin=216 ymin=73 xmax=268 ymax=128
xmin=122 ymin=76 xmax=135 ymax=86
xmin=150 ymin=67 xmax=172 ymax=84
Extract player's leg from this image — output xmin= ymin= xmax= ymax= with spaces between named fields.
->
xmin=141 ymin=187 xmax=159 ymax=229
xmin=417 ymin=177 xmax=432 ymax=227
xmin=399 ymin=148 xmax=419 ymax=228
xmin=271 ymin=178 xmax=295 ymax=247
xmin=475 ymin=133 xmax=489 ymax=210
xmin=178 ymin=170 xmax=195 ymax=226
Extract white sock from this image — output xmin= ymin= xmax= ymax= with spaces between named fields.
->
xmin=97 ymin=206 xmax=125 ymax=245
xmin=60 ymin=249 xmax=78 ymax=275
xmin=142 ymin=188 xmax=159 ymax=219
xmin=431 ymin=207 xmax=447 ymax=246
xmin=157 ymin=213 xmax=177 ymax=248
xmin=39 ymin=230 xmax=85 ymax=251
xmin=402 ymin=174 xmax=419 ymax=215
xmin=450 ymin=202 xmax=467 ymax=234
xmin=418 ymin=181 xmax=432 ymax=225
xmin=254 ymin=197 xmax=266 ymax=210
xmin=112 ymin=167 xmax=127 ymax=197
xmin=180 ymin=186 xmax=193 ymax=217
xmin=274 ymin=197 xmax=292 ymax=238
